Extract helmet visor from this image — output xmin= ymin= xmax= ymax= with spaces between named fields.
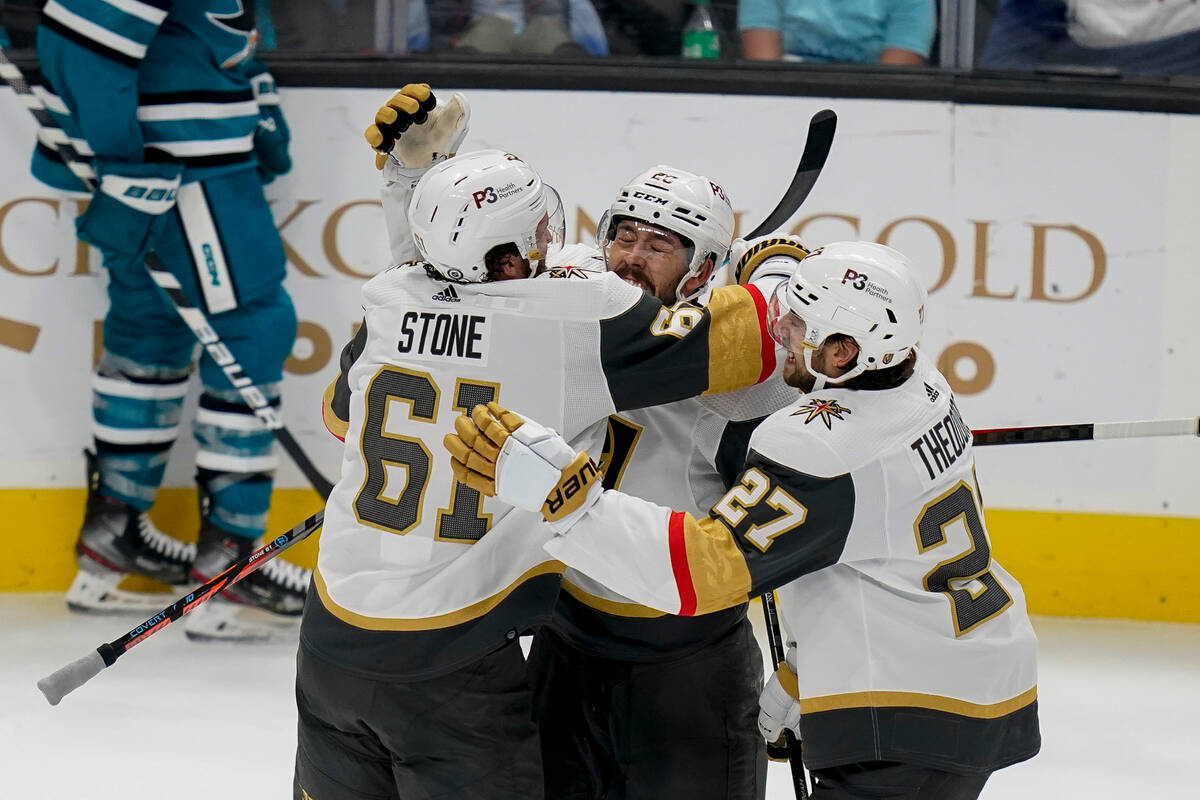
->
xmin=598 ymin=216 xmax=694 ymax=271
xmin=529 ymin=185 xmax=565 ymax=263
xmin=767 ymin=281 xmax=818 ymax=352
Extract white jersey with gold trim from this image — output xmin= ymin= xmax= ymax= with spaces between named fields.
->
xmin=545 ymin=351 xmax=1040 ymax=771
xmin=310 ymin=260 xmax=778 ymax=678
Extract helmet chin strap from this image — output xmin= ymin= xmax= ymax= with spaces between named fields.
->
xmin=800 ymin=347 xmax=866 ymax=391
xmin=674 ymin=251 xmax=714 ymax=303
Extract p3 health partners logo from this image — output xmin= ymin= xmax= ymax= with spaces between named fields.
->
xmin=471 ymin=181 xmax=525 ymax=209
xmin=841 ymin=267 xmax=892 ymax=304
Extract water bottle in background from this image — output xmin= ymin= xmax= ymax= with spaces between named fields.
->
xmin=681 ymin=0 xmax=720 ymax=59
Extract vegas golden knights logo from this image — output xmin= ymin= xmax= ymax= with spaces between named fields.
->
xmin=792 ymin=398 xmax=852 ymax=430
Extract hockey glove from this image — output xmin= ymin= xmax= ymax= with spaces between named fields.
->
xmin=444 ymin=402 xmax=602 ymax=534
xmin=758 ymin=654 xmax=803 ymax=756
xmin=76 ymin=159 xmax=182 ymax=261
xmin=730 ymin=234 xmax=811 ymax=287
xmin=365 ymin=84 xmax=470 ymax=174
xmin=247 ymin=66 xmax=292 ymax=184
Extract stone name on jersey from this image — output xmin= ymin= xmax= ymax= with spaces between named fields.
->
xmin=397 ymin=310 xmax=490 ymax=365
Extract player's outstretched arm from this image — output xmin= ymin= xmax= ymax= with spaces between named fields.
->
xmin=366 ymin=83 xmax=471 ymax=173
xmin=445 ymin=403 xmax=856 ymax=616
xmin=365 ymin=84 xmax=471 ymax=264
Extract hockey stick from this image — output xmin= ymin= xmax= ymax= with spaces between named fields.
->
xmin=0 ymin=47 xmax=334 ymax=499
xmin=746 ymin=109 xmax=837 ymax=239
xmin=36 ymin=509 xmax=324 ymax=706
xmin=973 ymin=417 xmax=1200 ymax=446
xmin=746 ymin=111 xmax=835 ymax=799
xmin=761 ymin=591 xmax=810 ymax=798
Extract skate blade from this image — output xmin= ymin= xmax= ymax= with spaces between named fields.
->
xmin=182 ymin=599 xmax=300 ymax=644
xmin=65 ymin=569 xmax=176 ymax=615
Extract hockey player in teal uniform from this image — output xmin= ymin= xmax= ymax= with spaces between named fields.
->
xmin=31 ymin=0 xmax=308 ymax=640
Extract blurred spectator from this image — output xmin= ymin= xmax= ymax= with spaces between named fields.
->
xmin=980 ymin=0 xmax=1200 ymax=75
xmin=739 ymin=0 xmax=936 ymax=64
xmin=448 ymin=0 xmax=608 ymax=56
xmin=264 ymin=0 xmax=378 ymax=53
xmin=591 ymin=1 xmax=739 ymax=57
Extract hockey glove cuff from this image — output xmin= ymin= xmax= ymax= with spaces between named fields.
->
xmin=731 ymin=234 xmax=811 ymax=289
xmin=758 ymin=658 xmax=803 ymax=754
xmin=366 ymin=84 xmax=470 ymax=177
xmin=76 ymin=160 xmax=182 ymax=261
xmin=444 ymin=402 xmax=602 ymax=533
xmin=248 ymin=67 xmax=291 ymax=183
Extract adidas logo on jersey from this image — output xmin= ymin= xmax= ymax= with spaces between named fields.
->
xmin=925 ymin=383 xmax=940 ymax=403
xmin=431 ymin=285 xmax=461 ymax=303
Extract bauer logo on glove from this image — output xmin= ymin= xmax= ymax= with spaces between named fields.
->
xmin=444 ymin=402 xmax=602 ymax=533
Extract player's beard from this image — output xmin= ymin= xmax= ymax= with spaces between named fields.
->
xmin=782 ymin=348 xmax=821 ymax=392
xmin=614 ymin=263 xmax=677 ymax=304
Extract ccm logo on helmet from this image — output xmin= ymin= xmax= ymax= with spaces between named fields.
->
xmin=649 ymin=171 xmax=678 ymax=184
xmin=631 ymin=191 xmax=669 ymax=206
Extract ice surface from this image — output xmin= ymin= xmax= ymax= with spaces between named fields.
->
xmin=3 ymin=594 xmax=1197 ymax=799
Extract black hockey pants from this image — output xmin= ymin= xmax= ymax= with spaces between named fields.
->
xmin=810 ymin=761 xmax=990 ymax=800
xmin=528 ymin=617 xmax=766 ymax=800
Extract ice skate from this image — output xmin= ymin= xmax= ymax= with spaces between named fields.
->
xmin=183 ymin=520 xmax=310 ymax=643
xmin=68 ymin=452 xmax=195 ymax=614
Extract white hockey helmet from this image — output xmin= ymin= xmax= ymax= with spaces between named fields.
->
xmin=409 ymin=149 xmax=565 ymax=282
xmin=598 ymin=165 xmax=735 ymax=300
xmin=767 ymin=241 xmax=927 ymax=386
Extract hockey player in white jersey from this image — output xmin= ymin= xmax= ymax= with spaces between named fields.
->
xmin=293 ymin=87 xmax=788 ymax=800
xmin=364 ymin=85 xmax=794 ymax=797
xmin=447 ymin=241 xmax=1041 ymax=800
xmin=532 ymin=167 xmax=806 ymax=800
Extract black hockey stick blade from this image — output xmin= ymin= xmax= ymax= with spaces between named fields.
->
xmin=747 ymin=109 xmax=837 ymax=239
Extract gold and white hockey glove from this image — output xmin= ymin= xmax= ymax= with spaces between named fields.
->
xmin=730 ymin=234 xmax=811 ymax=288
xmin=758 ymin=653 xmax=803 ymax=756
xmin=444 ymin=402 xmax=602 ymax=534
xmin=365 ymin=83 xmax=471 ymax=173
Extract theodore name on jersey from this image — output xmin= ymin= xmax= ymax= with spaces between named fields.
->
xmin=909 ymin=392 xmax=972 ymax=480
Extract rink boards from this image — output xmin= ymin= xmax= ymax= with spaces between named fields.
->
xmin=1 ymin=88 xmax=1198 ymax=621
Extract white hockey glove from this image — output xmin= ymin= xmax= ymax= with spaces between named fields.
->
xmin=730 ymin=234 xmax=811 ymax=288
xmin=444 ymin=402 xmax=602 ymax=534
xmin=365 ymin=84 xmax=470 ymax=176
xmin=758 ymin=655 xmax=803 ymax=755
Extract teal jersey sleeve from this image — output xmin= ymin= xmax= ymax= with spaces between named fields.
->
xmin=884 ymin=0 xmax=936 ymax=57
xmin=38 ymin=0 xmax=172 ymax=161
